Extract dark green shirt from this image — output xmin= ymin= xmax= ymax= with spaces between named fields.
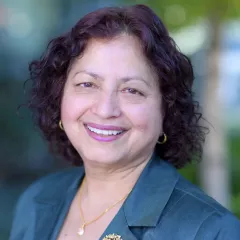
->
xmin=10 ymin=154 xmax=240 ymax=239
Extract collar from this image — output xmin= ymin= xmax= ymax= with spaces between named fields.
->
xmin=33 ymin=167 xmax=84 ymax=239
xmin=123 ymin=153 xmax=179 ymax=227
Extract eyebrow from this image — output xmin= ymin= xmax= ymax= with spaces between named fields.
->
xmin=73 ymin=70 xmax=152 ymax=87
xmin=73 ymin=70 xmax=99 ymax=80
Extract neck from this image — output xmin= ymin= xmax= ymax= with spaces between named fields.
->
xmin=81 ymin=153 xmax=152 ymax=203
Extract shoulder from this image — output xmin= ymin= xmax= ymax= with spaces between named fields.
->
xmin=154 ymin=175 xmax=240 ymax=239
xmin=173 ymin=175 xmax=231 ymax=216
xmin=10 ymin=167 xmax=83 ymax=239
xmin=176 ymin=176 xmax=240 ymax=238
xmin=19 ymin=167 xmax=82 ymax=202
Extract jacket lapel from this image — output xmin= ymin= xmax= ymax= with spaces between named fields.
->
xmin=123 ymin=154 xmax=180 ymax=227
xmin=33 ymin=199 xmax=64 ymax=240
xmin=100 ymin=154 xmax=180 ymax=240
xmin=100 ymin=208 xmax=138 ymax=240
xmin=32 ymin=167 xmax=84 ymax=240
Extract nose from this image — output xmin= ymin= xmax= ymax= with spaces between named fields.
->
xmin=91 ymin=91 xmax=121 ymax=119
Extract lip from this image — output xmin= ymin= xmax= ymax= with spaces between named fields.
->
xmin=84 ymin=122 xmax=127 ymax=131
xmin=84 ymin=123 xmax=128 ymax=142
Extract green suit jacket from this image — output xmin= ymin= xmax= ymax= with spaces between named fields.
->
xmin=10 ymin=154 xmax=240 ymax=240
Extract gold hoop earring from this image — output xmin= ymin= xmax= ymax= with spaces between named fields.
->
xmin=157 ymin=133 xmax=167 ymax=144
xmin=59 ymin=120 xmax=64 ymax=130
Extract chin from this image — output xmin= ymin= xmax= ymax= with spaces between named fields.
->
xmin=80 ymin=149 xmax=123 ymax=166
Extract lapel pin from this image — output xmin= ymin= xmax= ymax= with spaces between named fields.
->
xmin=103 ymin=233 xmax=122 ymax=240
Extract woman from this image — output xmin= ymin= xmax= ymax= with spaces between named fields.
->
xmin=10 ymin=4 xmax=240 ymax=240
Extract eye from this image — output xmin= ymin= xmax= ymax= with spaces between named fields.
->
xmin=122 ymin=88 xmax=144 ymax=96
xmin=76 ymin=82 xmax=96 ymax=88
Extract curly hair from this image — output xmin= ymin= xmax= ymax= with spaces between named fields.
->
xmin=28 ymin=4 xmax=207 ymax=168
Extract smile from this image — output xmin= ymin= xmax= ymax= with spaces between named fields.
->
xmin=84 ymin=123 xmax=127 ymax=142
xmin=87 ymin=125 xmax=124 ymax=136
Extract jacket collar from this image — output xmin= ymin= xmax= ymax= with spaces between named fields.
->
xmin=123 ymin=153 xmax=179 ymax=227
xmin=33 ymin=154 xmax=179 ymax=239
xmin=33 ymin=167 xmax=84 ymax=239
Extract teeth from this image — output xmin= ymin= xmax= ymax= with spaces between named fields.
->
xmin=87 ymin=126 xmax=123 ymax=136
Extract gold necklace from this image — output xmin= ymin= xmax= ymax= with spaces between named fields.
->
xmin=77 ymin=177 xmax=131 ymax=236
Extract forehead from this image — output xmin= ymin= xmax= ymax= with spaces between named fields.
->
xmin=69 ymin=34 xmax=156 ymax=79
xmin=84 ymin=34 xmax=144 ymax=58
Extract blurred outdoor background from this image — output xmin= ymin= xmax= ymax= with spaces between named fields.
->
xmin=0 ymin=0 xmax=239 ymax=239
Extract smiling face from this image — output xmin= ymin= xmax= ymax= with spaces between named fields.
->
xmin=61 ymin=34 xmax=163 ymax=168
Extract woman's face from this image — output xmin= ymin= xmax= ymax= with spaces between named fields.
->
xmin=61 ymin=34 xmax=163 ymax=167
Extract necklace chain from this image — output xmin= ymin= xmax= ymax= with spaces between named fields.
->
xmin=77 ymin=177 xmax=131 ymax=236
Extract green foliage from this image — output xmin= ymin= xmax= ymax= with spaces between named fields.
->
xmin=232 ymin=193 xmax=240 ymax=218
xmin=123 ymin=0 xmax=240 ymax=31
xmin=228 ymin=134 xmax=240 ymax=217
xmin=180 ymin=134 xmax=240 ymax=217
xmin=179 ymin=163 xmax=198 ymax=185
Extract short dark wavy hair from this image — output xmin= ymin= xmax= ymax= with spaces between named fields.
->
xmin=28 ymin=4 xmax=207 ymax=168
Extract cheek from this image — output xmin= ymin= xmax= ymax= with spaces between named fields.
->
xmin=124 ymin=103 xmax=162 ymax=132
xmin=61 ymin=94 xmax=90 ymax=120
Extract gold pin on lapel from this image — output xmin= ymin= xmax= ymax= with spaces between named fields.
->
xmin=103 ymin=233 xmax=122 ymax=240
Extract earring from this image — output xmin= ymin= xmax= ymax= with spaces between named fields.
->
xmin=157 ymin=133 xmax=167 ymax=144
xmin=59 ymin=120 xmax=64 ymax=130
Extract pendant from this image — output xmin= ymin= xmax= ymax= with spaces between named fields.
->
xmin=77 ymin=225 xmax=85 ymax=236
